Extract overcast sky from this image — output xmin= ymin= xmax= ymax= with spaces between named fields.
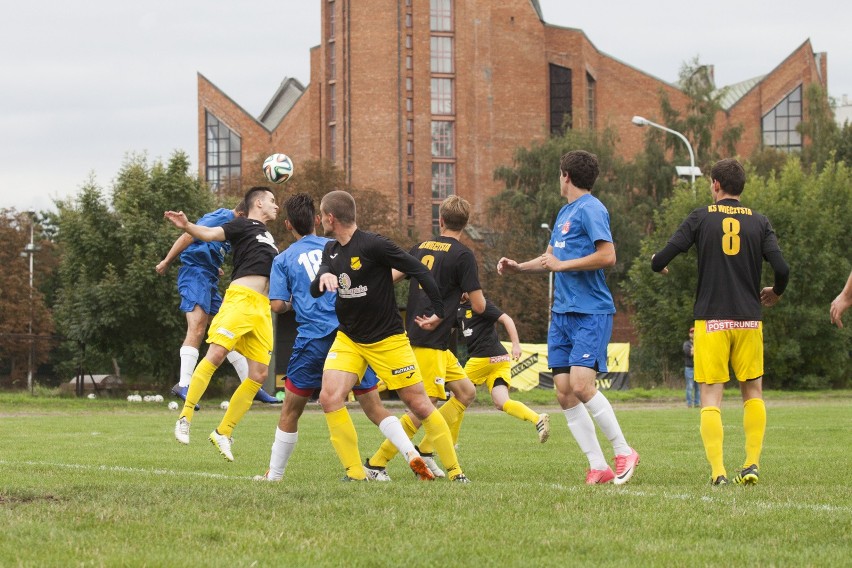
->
xmin=1 ymin=0 xmax=848 ymax=212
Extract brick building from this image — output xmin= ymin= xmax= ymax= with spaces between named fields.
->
xmin=197 ymin=0 xmax=827 ymax=238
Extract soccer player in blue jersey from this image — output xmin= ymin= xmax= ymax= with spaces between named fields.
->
xmin=255 ymin=193 xmax=432 ymax=481
xmin=498 ymin=150 xmax=639 ymax=485
xmin=652 ymin=158 xmax=789 ymax=486
xmin=156 ymin=202 xmax=278 ymax=405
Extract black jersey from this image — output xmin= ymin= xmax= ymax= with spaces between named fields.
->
xmin=458 ymin=300 xmax=507 ymax=358
xmin=311 ymin=229 xmax=445 ymax=344
xmin=221 ymin=217 xmax=278 ymax=281
xmin=405 ymin=236 xmax=482 ymax=349
xmin=658 ymin=199 xmax=783 ymax=320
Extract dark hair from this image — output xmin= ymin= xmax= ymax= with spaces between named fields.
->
xmin=320 ymin=190 xmax=356 ymax=225
xmin=234 ymin=199 xmax=248 ymax=216
xmin=439 ymin=195 xmax=470 ymax=231
xmin=243 ymin=186 xmax=274 ymax=211
xmin=559 ymin=150 xmax=599 ymax=190
xmin=710 ymin=158 xmax=746 ymax=196
xmin=285 ymin=193 xmax=316 ymax=236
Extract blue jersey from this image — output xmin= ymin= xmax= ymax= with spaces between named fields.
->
xmin=270 ymin=234 xmax=339 ymax=339
xmin=549 ymin=194 xmax=615 ymax=314
xmin=179 ymin=208 xmax=234 ymax=275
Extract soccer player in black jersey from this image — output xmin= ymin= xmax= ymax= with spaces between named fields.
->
xmin=165 ymin=186 xmax=280 ymax=462
xmin=365 ymin=196 xmax=488 ymax=479
xmin=310 ymin=190 xmax=468 ymax=482
xmin=652 ymin=159 xmax=790 ymax=486
xmin=458 ymin=295 xmax=551 ymax=441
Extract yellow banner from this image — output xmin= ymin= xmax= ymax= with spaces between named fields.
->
xmin=501 ymin=342 xmax=630 ymax=391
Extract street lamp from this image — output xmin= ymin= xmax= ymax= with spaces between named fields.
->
xmin=631 ymin=115 xmax=701 ymax=194
xmin=540 ymin=223 xmax=553 ymax=330
xmin=22 ymin=210 xmax=37 ymax=394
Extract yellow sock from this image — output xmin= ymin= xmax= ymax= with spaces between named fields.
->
xmin=422 ymin=410 xmax=462 ymax=478
xmin=743 ymin=398 xmax=766 ymax=468
xmin=216 ymin=379 xmax=261 ymax=437
xmin=325 ymin=408 xmax=365 ymax=480
xmin=700 ymin=406 xmax=725 ymax=479
xmin=419 ymin=397 xmax=466 ymax=453
xmin=503 ymin=399 xmax=540 ymax=425
xmin=180 ymin=358 xmax=217 ymax=422
xmin=369 ymin=413 xmax=418 ymax=467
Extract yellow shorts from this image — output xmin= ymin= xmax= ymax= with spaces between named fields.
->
xmin=207 ymin=284 xmax=273 ymax=365
xmin=694 ymin=319 xmax=763 ymax=384
xmin=413 ymin=346 xmax=468 ymax=399
xmin=324 ymin=332 xmax=423 ymax=391
xmin=464 ymin=355 xmax=512 ymax=391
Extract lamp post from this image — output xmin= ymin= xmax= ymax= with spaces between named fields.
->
xmin=23 ymin=210 xmax=37 ymax=394
xmin=540 ymin=223 xmax=553 ymax=330
xmin=631 ymin=115 xmax=700 ymax=194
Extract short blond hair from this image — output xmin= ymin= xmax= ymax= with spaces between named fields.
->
xmin=439 ymin=195 xmax=470 ymax=231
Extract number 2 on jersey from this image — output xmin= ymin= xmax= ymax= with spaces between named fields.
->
xmin=721 ymin=217 xmax=741 ymax=256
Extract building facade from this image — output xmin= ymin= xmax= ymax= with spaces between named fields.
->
xmin=197 ymin=0 xmax=827 ymax=238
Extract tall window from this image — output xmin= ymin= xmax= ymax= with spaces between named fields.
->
xmin=431 ymin=163 xmax=455 ymax=199
xmin=586 ymin=73 xmax=596 ymax=129
xmin=430 ymin=37 xmax=453 ymax=73
xmin=328 ymin=44 xmax=336 ymax=78
xmin=430 ymin=0 xmax=452 ymax=31
xmin=762 ymin=85 xmax=802 ymax=151
xmin=328 ymin=1 xmax=335 ymax=39
xmin=431 ymin=121 xmax=454 ymax=157
xmin=329 ymin=83 xmax=336 ymax=121
xmin=549 ymin=64 xmax=572 ymax=135
xmin=205 ymin=111 xmax=241 ymax=191
xmin=329 ymin=124 xmax=336 ymax=163
xmin=430 ymin=78 xmax=453 ymax=114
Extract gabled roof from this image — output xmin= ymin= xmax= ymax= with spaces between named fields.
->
xmin=713 ymin=75 xmax=766 ymax=111
xmin=258 ymin=77 xmax=306 ymax=130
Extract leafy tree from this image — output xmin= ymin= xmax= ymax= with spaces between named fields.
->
xmin=0 ymin=209 xmax=55 ymax=385
xmin=52 ymin=152 xmax=215 ymax=381
xmin=798 ymin=83 xmax=839 ymax=171
xmin=625 ymin=158 xmax=851 ymax=388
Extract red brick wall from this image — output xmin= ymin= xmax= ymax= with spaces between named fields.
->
xmin=197 ymin=2 xmax=827 ymax=233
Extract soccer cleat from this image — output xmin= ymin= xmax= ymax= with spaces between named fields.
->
xmin=404 ymin=452 xmax=435 ymax=481
xmin=253 ymin=470 xmax=281 ymax=482
xmin=170 ymin=383 xmax=200 ymax=411
xmin=711 ymin=475 xmax=729 ymax=486
xmin=585 ymin=467 xmax=615 ymax=485
xmin=341 ymin=475 xmax=368 ymax=482
xmin=363 ymin=459 xmax=392 ymax=482
xmin=254 ymin=388 xmax=282 ymax=404
xmin=450 ymin=473 xmax=471 ymax=483
xmin=536 ymin=413 xmax=551 ymax=443
xmin=613 ymin=448 xmax=640 ymax=485
xmin=174 ymin=417 xmax=190 ymax=444
xmin=209 ymin=430 xmax=234 ymax=462
xmin=733 ymin=464 xmax=759 ymax=486
xmin=415 ymin=445 xmax=446 ymax=478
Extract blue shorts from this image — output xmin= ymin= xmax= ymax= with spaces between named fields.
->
xmin=177 ymin=265 xmax=222 ymax=315
xmin=285 ymin=331 xmax=379 ymax=396
xmin=547 ymin=312 xmax=612 ymax=372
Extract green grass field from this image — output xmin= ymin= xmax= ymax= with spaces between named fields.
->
xmin=2 ymin=392 xmax=851 ymax=567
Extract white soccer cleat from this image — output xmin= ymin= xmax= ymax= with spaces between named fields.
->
xmin=253 ymin=470 xmax=281 ymax=482
xmin=174 ymin=417 xmax=190 ymax=445
xmin=536 ymin=413 xmax=551 ymax=443
xmin=209 ymin=430 xmax=234 ymax=462
xmin=363 ymin=460 xmax=392 ymax=481
xmin=417 ymin=451 xmax=446 ymax=478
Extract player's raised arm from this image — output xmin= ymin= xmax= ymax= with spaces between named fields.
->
xmin=164 ymin=211 xmax=225 ymax=242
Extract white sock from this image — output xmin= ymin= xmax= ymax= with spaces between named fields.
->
xmin=564 ymin=403 xmax=608 ymax=470
xmin=226 ymin=351 xmax=250 ymax=382
xmin=178 ymin=346 xmax=199 ymax=387
xmin=268 ymin=428 xmax=298 ymax=480
xmin=379 ymin=416 xmax=417 ymax=460
xmin=585 ymin=391 xmax=630 ymax=456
